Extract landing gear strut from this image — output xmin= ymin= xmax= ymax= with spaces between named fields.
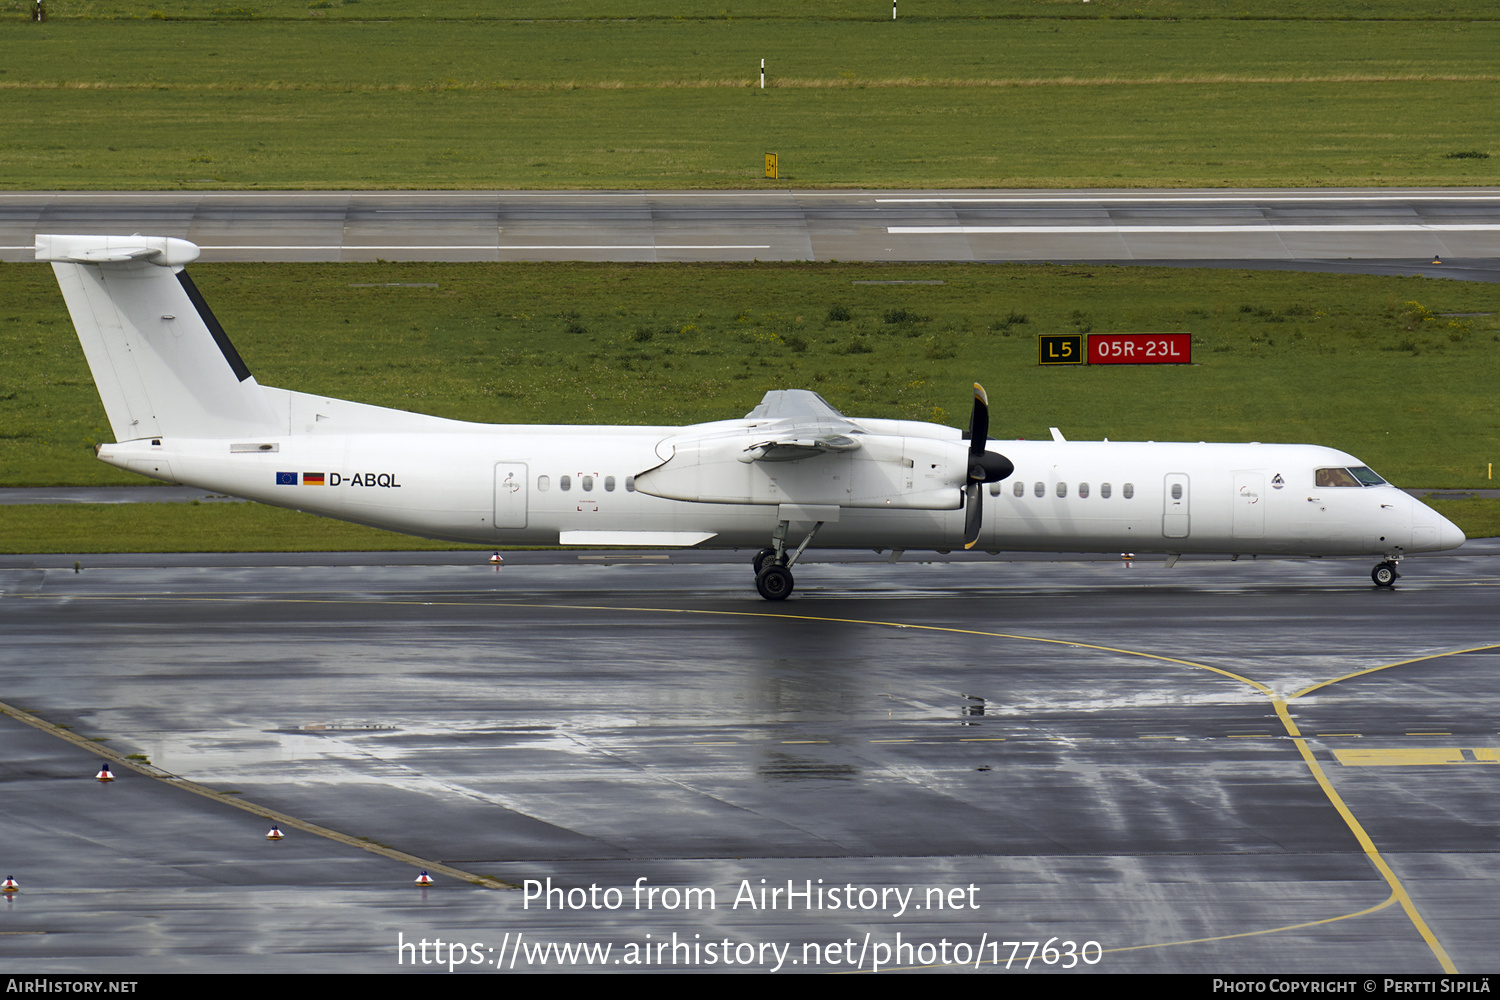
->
xmin=1371 ymin=560 xmax=1400 ymax=588
xmin=752 ymin=518 xmax=825 ymax=600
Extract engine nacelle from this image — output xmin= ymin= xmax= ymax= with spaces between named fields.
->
xmin=635 ymin=432 xmax=964 ymax=510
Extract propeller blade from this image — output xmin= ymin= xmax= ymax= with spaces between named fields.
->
xmin=962 ymin=382 xmax=1011 ymax=550
xmin=965 ymin=382 xmax=1012 ymax=484
xmin=963 ymin=482 xmax=982 ymax=549
xmin=968 ymin=383 xmax=989 ymax=456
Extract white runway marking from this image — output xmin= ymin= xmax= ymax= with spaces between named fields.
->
xmin=196 ymin=244 xmax=772 ymax=251
xmin=879 ymin=195 xmax=1500 ymax=204
xmin=8 ymin=244 xmax=771 ymax=251
xmin=888 ymin=224 xmax=1500 ymax=235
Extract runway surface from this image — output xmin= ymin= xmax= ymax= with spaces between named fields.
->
xmin=4 ymin=188 xmax=1500 ymax=272
xmin=2 ymin=545 xmax=1497 ymax=973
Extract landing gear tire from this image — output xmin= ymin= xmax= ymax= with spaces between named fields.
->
xmin=752 ymin=547 xmax=777 ymax=575
xmin=1371 ymin=561 xmax=1399 ymax=588
xmin=755 ymin=564 xmax=794 ymax=601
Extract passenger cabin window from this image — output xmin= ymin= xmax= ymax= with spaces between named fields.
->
xmin=1055 ymin=483 xmax=1067 ymax=498
xmin=989 ymin=483 xmax=1002 ymax=497
xmin=1171 ymin=483 xmax=1183 ymax=500
xmin=1034 ymin=481 xmax=1045 ymax=498
xmin=1013 ymin=481 xmax=1025 ymax=498
xmin=560 ymin=475 xmax=572 ymax=491
xmin=582 ymin=474 xmax=594 ymax=492
xmin=537 ymin=475 xmax=550 ymax=492
xmin=1100 ymin=483 xmax=1112 ymax=499
xmin=1078 ymin=482 xmax=1090 ymax=499
xmin=605 ymin=476 xmax=616 ymax=492
xmin=1123 ymin=483 xmax=1134 ymax=499
xmin=625 ymin=476 xmax=636 ymax=492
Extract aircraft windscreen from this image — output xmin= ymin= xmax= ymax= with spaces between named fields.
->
xmin=1316 ymin=467 xmax=1387 ymax=487
xmin=1316 ymin=468 xmax=1361 ymax=487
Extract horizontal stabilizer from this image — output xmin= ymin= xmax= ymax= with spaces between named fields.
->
xmin=36 ymin=234 xmax=201 ymax=267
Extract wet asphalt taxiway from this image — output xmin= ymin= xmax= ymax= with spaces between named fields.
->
xmin=1 ymin=545 xmax=1497 ymax=974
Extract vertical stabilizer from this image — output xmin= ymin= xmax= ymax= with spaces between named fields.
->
xmin=36 ymin=235 xmax=282 ymax=441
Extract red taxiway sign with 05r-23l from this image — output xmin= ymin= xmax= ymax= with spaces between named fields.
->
xmin=1088 ymin=333 xmax=1192 ymax=365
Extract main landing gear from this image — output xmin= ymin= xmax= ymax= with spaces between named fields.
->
xmin=753 ymin=518 xmax=826 ymax=601
xmin=1371 ymin=559 xmax=1401 ymax=588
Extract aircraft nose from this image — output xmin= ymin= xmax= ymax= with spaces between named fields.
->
xmin=1438 ymin=513 xmax=1466 ymax=550
xmin=1411 ymin=498 xmax=1466 ymax=551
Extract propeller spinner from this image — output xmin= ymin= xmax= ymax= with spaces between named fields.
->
xmin=963 ymin=383 xmax=1014 ymax=549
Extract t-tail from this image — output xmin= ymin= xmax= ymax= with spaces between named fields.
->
xmin=38 ymin=234 xmax=458 ymax=490
xmin=37 ymin=234 xmax=285 ymax=445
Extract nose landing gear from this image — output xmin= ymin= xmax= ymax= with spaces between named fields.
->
xmin=1371 ymin=560 xmax=1400 ymax=588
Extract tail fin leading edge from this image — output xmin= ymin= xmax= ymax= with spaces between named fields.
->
xmin=37 ymin=235 xmax=282 ymax=442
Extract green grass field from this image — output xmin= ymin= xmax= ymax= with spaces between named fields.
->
xmin=12 ymin=1 xmax=1500 ymax=21
xmin=0 ymin=502 xmax=499 ymax=553
xmin=3 ymin=16 xmax=1497 ymax=188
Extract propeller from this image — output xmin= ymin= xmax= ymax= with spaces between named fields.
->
xmin=963 ymin=383 xmax=1015 ymax=549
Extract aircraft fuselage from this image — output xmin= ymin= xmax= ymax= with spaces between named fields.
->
xmin=97 ymin=428 xmax=1460 ymax=559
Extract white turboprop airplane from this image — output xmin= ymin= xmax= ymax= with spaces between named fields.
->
xmin=38 ymin=234 xmax=1465 ymax=599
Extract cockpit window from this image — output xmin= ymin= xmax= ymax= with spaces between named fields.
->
xmin=1315 ymin=468 xmax=1361 ymax=488
xmin=1316 ymin=467 xmax=1386 ymax=488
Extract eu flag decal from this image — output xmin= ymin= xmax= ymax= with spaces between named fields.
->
xmin=276 ymin=472 xmax=298 ymax=485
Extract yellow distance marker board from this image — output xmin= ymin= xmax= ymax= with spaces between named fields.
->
xmin=1038 ymin=334 xmax=1083 ymax=365
xmin=764 ymin=153 xmax=779 ymax=180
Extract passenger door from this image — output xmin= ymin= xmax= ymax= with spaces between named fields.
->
xmin=1163 ymin=473 xmax=1190 ymax=538
xmin=493 ymin=463 xmax=528 ymax=529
